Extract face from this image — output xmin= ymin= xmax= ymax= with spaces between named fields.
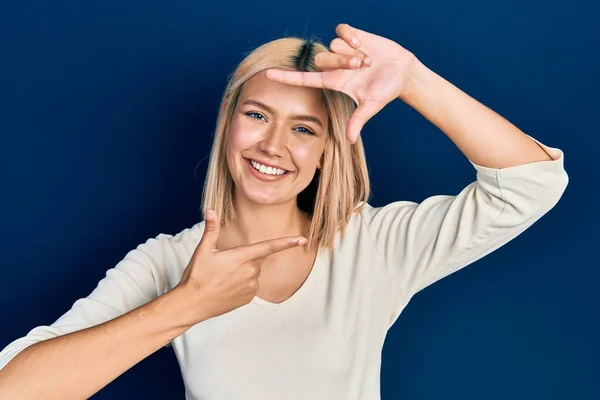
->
xmin=226 ymin=70 xmax=328 ymax=207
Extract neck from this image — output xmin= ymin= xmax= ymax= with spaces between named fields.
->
xmin=226 ymin=192 xmax=310 ymax=245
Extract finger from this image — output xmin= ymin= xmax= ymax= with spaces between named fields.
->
xmin=265 ymin=69 xmax=327 ymax=89
xmin=335 ymin=23 xmax=371 ymax=53
xmin=329 ymin=38 xmax=367 ymax=57
xmin=237 ymin=236 xmax=307 ymax=261
xmin=346 ymin=101 xmax=385 ymax=143
xmin=197 ymin=209 xmax=220 ymax=254
xmin=329 ymin=38 xmax=372 ymax=66
xmin=314 ymin=52 xmax=363 ymax=71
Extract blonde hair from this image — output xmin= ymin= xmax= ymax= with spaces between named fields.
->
xmin=201 ymin=37 xmax=370 ymax=249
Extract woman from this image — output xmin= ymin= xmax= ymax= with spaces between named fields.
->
xmin=0 ymin=24 xmax=568 ymax=399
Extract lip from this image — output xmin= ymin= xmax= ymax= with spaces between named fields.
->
xmin=244 ymin=158 xmax=292 ymax=182
xmin=244 ymin=157 xmax=292 ymax=172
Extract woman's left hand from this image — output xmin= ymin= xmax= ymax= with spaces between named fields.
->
xmin=265 ymin=23 xmax=418 ymax=143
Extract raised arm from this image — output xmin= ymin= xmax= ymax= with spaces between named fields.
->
xmin=361 ymin=140 xmax=567 ymax=301
xmin=400 ymin=57 xmax=556 ymax=168
xmin=357 ymin=29 xmax=568 ymax=300
xmin=355 ymin=34 xmax=567 ymax=302
xmin=265 ymin=23 xmax=568 ymax=304
xmin=265 ymin=23 xmax=561 ymax=167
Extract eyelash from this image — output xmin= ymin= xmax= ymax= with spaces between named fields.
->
xmin=245 ymin=111 xmax=316 ymax=136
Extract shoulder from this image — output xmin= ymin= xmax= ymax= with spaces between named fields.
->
xmin=161 ymin=221 xmax=205 ymax=247
xmin=356 ymin=201 xmax=418 ymax=220
xmin=123 ymin=221 xmax=205 ymax=276
xmin=153 ymin=221 xmax=205 ymax=260
xmin=124 ymin=221 xmax=205 ymax=291
xmin=349 ymin=201 xmax=421 ymax=234
xmin=132 ymin=221 xmax=204 ymax=253
xmin=333 ymin=201 xmax=417 ymax=250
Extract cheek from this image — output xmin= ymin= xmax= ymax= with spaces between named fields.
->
xmin=228 ymin=118 xmax=262 ymax=154
xmin=292 ymin=141 xmax=324 ymax=170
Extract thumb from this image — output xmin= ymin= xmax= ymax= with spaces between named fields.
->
xmin=197 ymin=209 xmax=220 ymax=254
xmin=346 ymin=100 xmax=383 ymax=143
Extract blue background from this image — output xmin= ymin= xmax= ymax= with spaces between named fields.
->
xmin=1 ymin=0 xmax=598 ymax=398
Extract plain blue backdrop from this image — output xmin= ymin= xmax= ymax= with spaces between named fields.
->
xmin=1 ymin=0 xmax=598 ymax=398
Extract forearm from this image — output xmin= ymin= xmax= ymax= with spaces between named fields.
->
xmin=400 ymin=58 xmax=555 ymax=169
xmin=0 ymin=287 xmax=193 ymax=400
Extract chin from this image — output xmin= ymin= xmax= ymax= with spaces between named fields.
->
xmin=238 ymin=184 xmax=294 ymax=206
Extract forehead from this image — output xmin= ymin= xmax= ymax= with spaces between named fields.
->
xmin=238 ymin=71 xmax=328 ymax=119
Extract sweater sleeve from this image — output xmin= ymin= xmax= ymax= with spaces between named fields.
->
xmin=360 ymin=137 xmax=569 ymax=300
xmin=0 ymin=235 xmax=170 ymax=371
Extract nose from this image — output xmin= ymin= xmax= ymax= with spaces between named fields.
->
xmin=257 ymin=123 xmax=288 ymax=158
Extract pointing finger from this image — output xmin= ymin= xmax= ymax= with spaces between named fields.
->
xmin=237 ymin=236 xmax=307 ymax=261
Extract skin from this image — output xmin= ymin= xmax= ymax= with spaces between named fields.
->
xmin=0 ymin=23 xmax=558 ymax=399
xmin=0 ymin=45 xmax=334 ymax=400
xmin=266 ymin=23 xmax=556 ymax=166
xmin=216 ymin=70 xmax=332 ymax=300
xmin=226 ymin=70 xmax=329 ymax=209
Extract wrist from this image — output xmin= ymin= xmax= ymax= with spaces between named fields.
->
xmin=167 ymin=284 xmax=214 ymax=328
xmin=157 ymin=286 xmax=200 ymax=332
xmin=398 ymin=57 xmax=436 ymax=105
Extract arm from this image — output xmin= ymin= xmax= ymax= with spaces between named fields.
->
xmin=0 ymin=235 xmax=173 ymax=399
xmin=400 ymin=58 xmax=556 ymax=168
xmin=0 ymin=287 xmax=194 ymax=400
xmin=263 ymin=23 xmax=567 ymax=315
xmin=0 ymin=218 xmax=307 ymax=399
xmin=363 ymin=61 xmax=568 ymax=304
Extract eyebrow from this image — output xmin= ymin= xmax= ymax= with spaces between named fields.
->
xmin=242 ymin=99 xmax=324 ymax=128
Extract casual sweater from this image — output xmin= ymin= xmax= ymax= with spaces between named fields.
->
xmin=0 ymin=137 xmax=568 ymax=399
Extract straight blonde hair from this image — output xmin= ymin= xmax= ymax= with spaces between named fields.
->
xmin=201 ymin=37 xmax=370 ymax=249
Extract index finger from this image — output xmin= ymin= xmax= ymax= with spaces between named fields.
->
xmin=236 ymin=236 xmax=307 ymax=261
xmin=265 ymin=69 xmax=326 ymax=89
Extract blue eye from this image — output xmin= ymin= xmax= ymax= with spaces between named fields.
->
xmin=246 ymin=112 xmax=265 ymax=121
xmin=245 ymin=111 xmax=315 ymax=136
xmin=294 ymin=126 xmax=315 ymax=136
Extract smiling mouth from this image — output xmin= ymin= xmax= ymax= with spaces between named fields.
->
xmin=245 ymin=158 xmax=291 ymax=176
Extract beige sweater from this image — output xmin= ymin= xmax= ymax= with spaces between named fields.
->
xmin=0 ymin=137 xmax=568 ymax=400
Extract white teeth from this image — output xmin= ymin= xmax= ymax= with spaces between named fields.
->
xmin=249 ymin=160 xmax=287 ymax=176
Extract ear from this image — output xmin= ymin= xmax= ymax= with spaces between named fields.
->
xmin=317 ymin=153 xmax=324 ymax=171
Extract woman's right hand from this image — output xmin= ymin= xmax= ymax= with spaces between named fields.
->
xmin=175 ymin=209 xmax=307 ymax=325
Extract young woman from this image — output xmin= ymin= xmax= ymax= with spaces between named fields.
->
xmin=0 ymin=24 xmax=568 ymax=399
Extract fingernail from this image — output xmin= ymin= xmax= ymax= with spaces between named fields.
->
xmin=205 ymin=209 xmax=214 ymax=221
xmin=364 ymin=57 xmax=372 ymax=66
xmin=350 ymin=58 xmax=359 ymax=68
xmin=352 ymin=37 xmax=359 ymax=47
xmin=297 ymin=237 xmax=307 ymax=245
